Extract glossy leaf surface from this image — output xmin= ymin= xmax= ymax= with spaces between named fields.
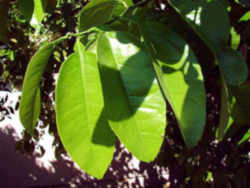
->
xmin=218 ymin=48 xmax=248 ymax=86
xmin=78 ymin=0 xmax=120 ymax=31
xmin=19 ymin=42 xmax=55 ymax=135
xmin=97 ymin=32 xmax=166 ymax=162
xmin=56 ymin=42 xmax=115 ymax=179
xmin=140 ymin=22 xmax=206 ymax=147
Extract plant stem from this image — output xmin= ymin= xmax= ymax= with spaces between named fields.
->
xmin=53 ymin=29 xmax=97 ymax=45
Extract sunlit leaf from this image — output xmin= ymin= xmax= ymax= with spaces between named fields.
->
xmin=224 ymin=82 xmax=250 ymax=139
xmin=19 ymin=42 xmax=56 ymax=135
xmin=230 ymin=27 xmax=241 ymax=50
xmin=238 ymin=129 xmax=250 ymax=145
xmin=97 ymin=32 xmax=166 ymax=161
xmin=239 ymin=11 xmax=250 ymax=22
xmin=56 ymin=41 xmax=115 ymax=179
xmin=31 ymin=0 xmax=47 ymax=26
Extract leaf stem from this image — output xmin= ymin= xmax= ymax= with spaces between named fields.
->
xmin=53 ymin=29 xmax=97 ymax=45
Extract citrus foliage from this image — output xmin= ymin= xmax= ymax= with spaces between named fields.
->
xmin=0 ymin=0 xmax=249 ymax=182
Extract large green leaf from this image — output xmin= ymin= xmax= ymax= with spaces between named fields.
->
xmin=78 ymin=0 xmax=121 ymax=32
xmin=18 ymin=0 xmax=34 ymax=22
xmin=19 ymin=42 xmax=56 ymax=135
xmin=140 ymin=22 xmax=206 ymax=147
xmin=56 ymin=41 xmax=115 ymax=179
xmin=218 ymin=48 xmax=248 ymax=86
xmin=97 ymin=32 xmax=166 ymax=162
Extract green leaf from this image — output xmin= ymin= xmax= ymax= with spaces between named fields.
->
xmin=31 ymin=0 xmax=47 ymax=26
xmin=238 ymin=129 xmax=250 ymax=145
xmin=218 ymin=48 xmax=248 ymax=86
xmin=56 ymin=41 xmax=115 ymax=179
xmin=0 ymin=3 xmax=9 ymax=43
xmin=140 ymin=22 xmax=206 ymax=147
xmin=224 ymin=83 xmax=250 ymax=138
xmin=122 ymin=0 xmax=133 ymax=7
xmin=230 ymin=27 xmax=241 ymax=50
xmin=19 ymin=42 xmax=56 ymax=135
xmin=239 ymin=11 xmax=250 ymax=22
xmin=97 ymin=32 xmax=166 ymax=162
xmin=78 ymin=0 xmax=121 ymax=32
xmin=140 ymin=21 xmax=186 ymax=64
xmin=170 ymin=0 xmax=230 ymax=49
xmin=169 ymin=1 xmax=246 ymax=86
xmin=18 ymin=0 xmax=34 ymax=21
xmin=217 ymin=77 xmax=230 ymax=140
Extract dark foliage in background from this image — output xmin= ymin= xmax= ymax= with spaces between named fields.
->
xmin=0 ymin=0 xmax=250 ymax=187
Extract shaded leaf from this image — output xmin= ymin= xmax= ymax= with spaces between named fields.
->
xmin=97 ymin=32 xmax=166 ymax=161
xmin=224 ymin=83 xmax=250 ymax=138
xmin=78 ymin=0 xmax=121 ymax=32
xmin=218 ymin=48 xmax=248 ymax=86
xmin=140 ymin=22 xmax=206 ymax=147
xmin=217 ymin=77 xmax=230 ymax=140
xmin=56 ymin=41 xmax=115 ymax=179
xmin=18 ymin=0 xmax=34 ymax=21
xmin=170 ymin=0 xmax=230 ymax=49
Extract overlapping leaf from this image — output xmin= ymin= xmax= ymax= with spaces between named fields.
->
xmin=97 ymin=32 xmax=166 ymax=161
xmin=56 ymin=41 xmax=115 ymax=179
xmin=78 ymin=0 xmax=123 ymax=32
xmin=169 ymin=0 xmax=248 ymax=86
xmin=140 ymin=22 xmax=206 ymax=147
